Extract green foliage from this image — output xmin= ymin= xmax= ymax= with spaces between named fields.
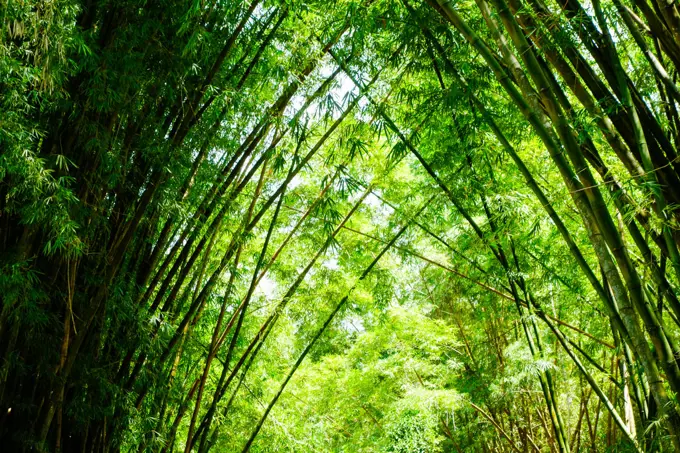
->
xmin=2 ymin=0 xmax=680 ymax=452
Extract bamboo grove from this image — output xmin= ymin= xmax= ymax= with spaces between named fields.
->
xmin=2 ymin=0 xmax=680 ymax=451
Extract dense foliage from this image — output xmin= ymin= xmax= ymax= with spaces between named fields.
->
xmin=2 ymin=0 xmax=680 ymax=451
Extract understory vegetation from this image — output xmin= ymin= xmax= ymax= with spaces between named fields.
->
xmin=2 ymin=0 xmax=680 ymax=451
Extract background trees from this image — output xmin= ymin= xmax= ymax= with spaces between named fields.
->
xmin=1 ymin=0 xmax=680 ymax=451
